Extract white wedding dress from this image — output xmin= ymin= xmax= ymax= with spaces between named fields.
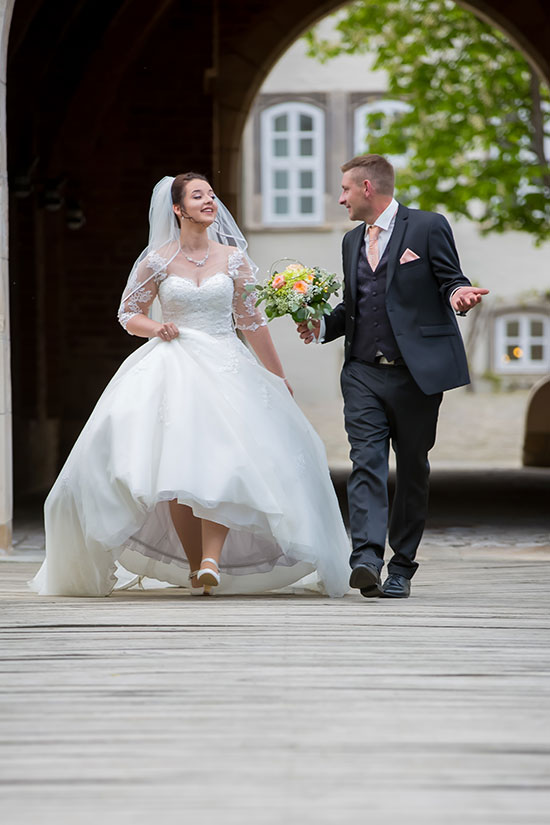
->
xmin=30 ymin=249 xmax=350 ymax=597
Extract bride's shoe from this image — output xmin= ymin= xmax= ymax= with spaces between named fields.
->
xmin=196 ymin=557 xmax=221 ymax=588
xmin=188 ymin=569 xmax=211 ymax=596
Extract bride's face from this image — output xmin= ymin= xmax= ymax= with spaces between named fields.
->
xmin=176 ymin=179 xmax=218 ymax=227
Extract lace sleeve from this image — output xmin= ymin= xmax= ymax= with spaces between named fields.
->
xmin=228 ymin=250 xmax=267 ymax=332
xmin=117 ymin=253 xmax=166 ymax=333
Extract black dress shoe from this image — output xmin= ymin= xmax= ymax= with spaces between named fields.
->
xmin=382 ymin=574 xmax=411 ymax=598
xmin=349 ymin=563 xmax=383 ymax=598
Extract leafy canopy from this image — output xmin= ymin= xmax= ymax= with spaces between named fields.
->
xmin=306 ymin=0 xmax=550 ymax=242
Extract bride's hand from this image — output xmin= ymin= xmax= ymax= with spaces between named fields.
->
xmin=156 ymin=322 xmax=180 ymax=341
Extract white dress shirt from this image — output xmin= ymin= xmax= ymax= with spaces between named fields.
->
xmin=364 ymin=197 xmax=399 ymax=259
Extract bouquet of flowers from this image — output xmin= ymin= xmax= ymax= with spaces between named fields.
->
xmin=247 ymin=260 xmax=341 ymax=329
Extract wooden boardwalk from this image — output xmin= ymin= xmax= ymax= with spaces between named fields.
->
xmin=1 ymin=547 xmax=549 ymax=825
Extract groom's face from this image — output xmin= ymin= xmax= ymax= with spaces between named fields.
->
xmin=339 ymin=170 xmax=368 ymax=222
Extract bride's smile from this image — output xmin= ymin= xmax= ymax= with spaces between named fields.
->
xmin=173 ymin=179 xmax=218 ymax=228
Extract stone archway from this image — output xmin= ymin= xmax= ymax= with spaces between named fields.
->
xmin=523 ymin=376 xmax=550 ymax=467
xmin=0 ymin=0 xmax=549 ymax=549
xmin=0 ymin=0 xmax=15 ymax=549
xmin=213 ymin=0 xmax=550 ymax=211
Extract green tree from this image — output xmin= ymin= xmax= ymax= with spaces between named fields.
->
xmin=306 ymin=0 xmax=550 ymax=242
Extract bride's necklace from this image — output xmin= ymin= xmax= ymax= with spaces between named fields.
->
xmin=180 ymin=242 xmax=210 ymax=267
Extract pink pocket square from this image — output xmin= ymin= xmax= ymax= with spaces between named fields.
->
xmin=399 ymin=248 xmax=421 ymax=264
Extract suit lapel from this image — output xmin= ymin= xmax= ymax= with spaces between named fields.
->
xmin=347 ymin=223 xmax=365 ymax=303
xmin=385 ymin=204 xmax=409 ymax=292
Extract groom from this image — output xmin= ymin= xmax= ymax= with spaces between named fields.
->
xmin=298 ymin=154 xmax=488 ymax=599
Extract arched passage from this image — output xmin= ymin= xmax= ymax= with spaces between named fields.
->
xmin=523 ymin=376 xmax=550 ymax=467
xmin=0 ymin=0 xmax=549 ymax=548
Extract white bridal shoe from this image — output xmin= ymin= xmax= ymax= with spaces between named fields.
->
xmin=188 ymin=569 xmax=212 ymax=596
xmin=196 ymin=557 xmax=221 ymax=589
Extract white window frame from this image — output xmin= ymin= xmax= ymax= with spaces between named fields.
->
xmin=261 ymin=101 xmax=325 ymax=225
xmin=494 ymin=312 xmax=550 ymax=373
xmin=354 ymin=99 xmax=412 ymax=168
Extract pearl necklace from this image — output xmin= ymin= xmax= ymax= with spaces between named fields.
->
xmin=180 ymin=243 xmax=210 ymax=267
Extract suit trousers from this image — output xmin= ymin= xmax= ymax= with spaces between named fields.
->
xmin=341 ymin=359 xmax=443 ymax=579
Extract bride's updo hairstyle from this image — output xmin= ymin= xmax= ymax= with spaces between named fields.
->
xmin=171 ymin=172 xmax=210 ymax=227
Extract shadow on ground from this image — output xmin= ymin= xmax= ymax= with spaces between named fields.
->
xmin=331 ymin=467 xmax=550 ymax=532
xmin=12 ymin=467 xmax=549 ymax=550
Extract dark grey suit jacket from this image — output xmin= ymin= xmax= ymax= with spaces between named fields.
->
xmin=324 ymin=204 xmax=472 ymax=395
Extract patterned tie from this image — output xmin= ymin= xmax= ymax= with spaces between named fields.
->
xmin=367 ymin=225 xmax=381 ymax=271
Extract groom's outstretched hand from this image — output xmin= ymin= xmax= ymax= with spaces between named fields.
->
xmin=451 ymin=286 xmax=489 ymax=313
xmin=297 ymin=320 xmax=321 ymax=344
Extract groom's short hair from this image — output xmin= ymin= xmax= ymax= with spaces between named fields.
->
xmin=341 ymin=154 xmax=395 ymax=195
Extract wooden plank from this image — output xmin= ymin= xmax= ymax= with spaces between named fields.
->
xmin=0 ymin=549 xmax=549 ymax=825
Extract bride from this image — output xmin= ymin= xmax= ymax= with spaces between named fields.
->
xmin=30 ymin=173 xmax=350 ymax=597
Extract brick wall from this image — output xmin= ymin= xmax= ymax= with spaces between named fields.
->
xmin=9 ymin=0 xmax=214 ymax=493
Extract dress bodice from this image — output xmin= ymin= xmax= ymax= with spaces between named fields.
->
xmin=159 ymin=272 xmax=235 ymax=336
xmin=117 ymin=247 xmax=266 ymax=336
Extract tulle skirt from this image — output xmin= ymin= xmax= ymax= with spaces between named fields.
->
xmin=30 ymin=328 xmax=350 ymax=597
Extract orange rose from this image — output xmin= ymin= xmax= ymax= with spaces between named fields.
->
xmin=272 ymin=274 xmax=286 ymax=289
xmin=303 ymin=272 xmax=314 ymax=283
xmin=293 ymin=280 xmax=309 ymax=294
xmin=286 ymin=264 xmax=304 ymax=274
